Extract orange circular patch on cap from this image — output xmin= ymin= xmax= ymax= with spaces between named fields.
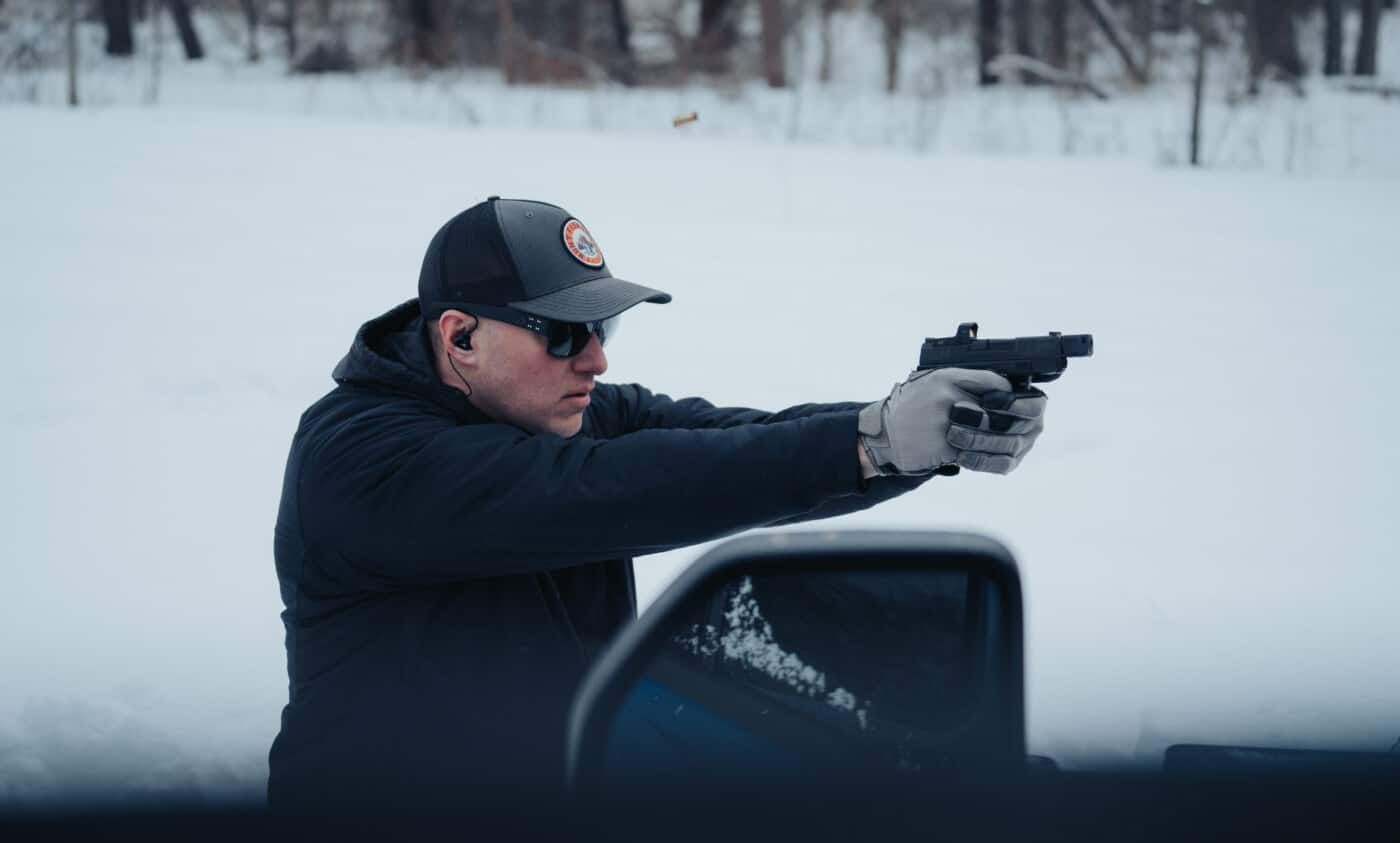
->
xmin=562 ymin=219 xmax=605 ymax=269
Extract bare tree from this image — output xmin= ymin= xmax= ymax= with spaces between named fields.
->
xmin=103 ymin=0 xmax=135 ymax=56
xmin=284 ymin=0 xmax=299 ymax=61
xmin=759 ymin=0 xmax=786 ymax=87
xmin=1190 ymin=0 xmax=1210 ymax=166
xmin=400 ymin=0 xmax=442 ymax=67
xmin=240 ymin=0 xmax=261 ymax=63
xmin=607 ymin=0 xmax=636 ymax=85
xmin=604 ymin=0 xmax=635 ymax=84
xmin=1046 ymin=0 xmax=1069 ymax=70
xmin=979 ymin=0 xmax=1001 ymax=86
xmin=66 ymin=0 xmax=79 ymax=106
xmin=1012 ymin=0 xmax=1035 ymax=82
xmin=167 ymin=0 xmax=204 ymax=60
xmin=563 ymin=0 xmax=586 ymax=58
xmin=1323 ymin=0 xmax=1343 ymax=76
xmin=1079 ymin=0 xmax=1146 ymax=83
xmin=1356 ymin=0 xmax=1381 ymax=76
xmin=499 ymin=0 xmax=518 ymax=83
xmin=875 ymin=0 xmax=906 ymax=92
xmin=1156 ymin=0 xmax=1188 ymax=32
xmin=818 ymin=0 xmax=841 ymax=83
xmin=146 ymin=0 xmax=162 ymax=102
xmin=1245 ymin=0 xmax=1303 ymax=92
xmin=1131 ymin=0 xmax=1155 ymax=82
xmin=696 ymin=0 xmax=740 ymax=73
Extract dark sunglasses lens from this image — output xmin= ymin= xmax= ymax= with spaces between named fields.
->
xmin=546 ymin=322 xmax=580 ymax=358
xmin=547 ymin=315 xmax=621 ymax=358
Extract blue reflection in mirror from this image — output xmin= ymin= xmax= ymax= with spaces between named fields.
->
xmin=600 ymin=568 xmax=1008 ymax=783
xmin=603 ymin=674 xmax=805 ymax=781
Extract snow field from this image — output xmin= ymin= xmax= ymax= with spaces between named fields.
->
xmin=1 ymin=99 xmax=1398 ymax=801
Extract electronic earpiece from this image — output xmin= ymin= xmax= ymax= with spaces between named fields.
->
xmin=445 ymin=316 xmax=480 ymax=398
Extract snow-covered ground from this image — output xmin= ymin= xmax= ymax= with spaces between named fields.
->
xmin=2 ymin=23 xmax=1399 ymax=802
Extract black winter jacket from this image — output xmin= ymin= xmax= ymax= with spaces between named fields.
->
xmin=268 ymin=299 xmax=929 ymax=811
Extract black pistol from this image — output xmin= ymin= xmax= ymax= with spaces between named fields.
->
xmin=919 ymin=323 xmax=1093 ymax=431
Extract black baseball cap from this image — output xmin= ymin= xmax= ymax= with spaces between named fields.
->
xmin=418 ymin=197 xmax=672 ymax=323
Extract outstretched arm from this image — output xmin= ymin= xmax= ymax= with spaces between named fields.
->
xmin=587 ymin=383 xmax=868 ymax=435
xmin=298 ymin=407 xmax=879 ymax=589
xmin=583 ymin=384 xmax=938 ymax=528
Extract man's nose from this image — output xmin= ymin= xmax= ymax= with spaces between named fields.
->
xmin=573 ymin=333 xmax=607 ymax=375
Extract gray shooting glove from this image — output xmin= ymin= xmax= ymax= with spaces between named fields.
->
xmin=858 ymin=368 xmax=1047 ymax=477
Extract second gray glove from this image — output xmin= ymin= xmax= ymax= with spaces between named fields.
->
xmin=858 ymin=368 xmax=1047 ymax=477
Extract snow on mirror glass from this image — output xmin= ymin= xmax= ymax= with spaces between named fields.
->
xmin=603 ymin=568 xmax=992 ymax=780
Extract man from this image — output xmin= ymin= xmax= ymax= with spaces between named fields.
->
xmin=268 ymin=197 xmax=1046 ymax=814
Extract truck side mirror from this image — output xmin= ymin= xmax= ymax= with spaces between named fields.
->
xmin=566 ymin=531 xmax=1025 ymax=795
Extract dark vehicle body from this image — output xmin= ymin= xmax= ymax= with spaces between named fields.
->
xmin=5 ymin=532 xmax=1397 ymax=841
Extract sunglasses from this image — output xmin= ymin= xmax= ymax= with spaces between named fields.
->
xmin=463 ymin=303 xmax=620 ymax=359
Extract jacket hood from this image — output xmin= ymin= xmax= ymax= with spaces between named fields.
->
xmin=331 ymin=298 xmax=487 ymax=423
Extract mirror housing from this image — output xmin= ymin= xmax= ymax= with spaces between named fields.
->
xmin=566 ymin=530 xmax=1025 ymax=795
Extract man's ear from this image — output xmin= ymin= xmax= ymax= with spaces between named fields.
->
xmin=440 ymin=310 xmax=479 ymax=356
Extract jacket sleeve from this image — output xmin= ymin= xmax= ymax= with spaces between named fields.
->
xmin=586 ymin=382 xmax=935 ymax=527
xmin=589 ymin=382 xmax=869 ymax=436
xmin=762 ymin=474 xmax=932 ymax=527
xmin=299 ymin=406 xmax=882 ymax=588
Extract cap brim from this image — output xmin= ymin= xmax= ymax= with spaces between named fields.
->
xmin=509 ymin=276 xmax=672 ymax=322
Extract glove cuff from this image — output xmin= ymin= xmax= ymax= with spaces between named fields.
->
xmin=857 ymin=400 xmax=902 ymax=477
xmin=858 ymin=398 xmax=960 ymax=479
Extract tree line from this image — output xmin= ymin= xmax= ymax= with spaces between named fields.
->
xmin=23 ymin=1 xmax=1399 ymax=91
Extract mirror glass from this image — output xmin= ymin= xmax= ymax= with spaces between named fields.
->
xmin=597 ymin=566 xmax=1013 ymax=784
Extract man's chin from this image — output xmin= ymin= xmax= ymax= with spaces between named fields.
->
xmin=550 ymin=415 xmax=585 ymax=438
